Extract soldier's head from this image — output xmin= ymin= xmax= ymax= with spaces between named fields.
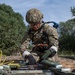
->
xmin=26 ymin=8 xmax=43 ymax=30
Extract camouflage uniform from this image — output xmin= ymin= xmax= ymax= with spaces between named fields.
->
xmin=20 ymin=8 xmax=58 ymax=64
xmin=28 ymin=23 xmax=58 ymax=57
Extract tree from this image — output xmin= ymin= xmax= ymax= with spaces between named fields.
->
xmin=71 ymin=7 xmax=75 ymax=16
xmin=59 ymin=16 xmax=75 ymax=53
xmin=0 ymin=4 xmax=26 ymax=55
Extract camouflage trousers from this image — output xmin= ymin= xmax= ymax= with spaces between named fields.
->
xmin=30 ymin=46 xmax=48 ymax=61
xmin=30 ymin=46 xmax=58 ymax=62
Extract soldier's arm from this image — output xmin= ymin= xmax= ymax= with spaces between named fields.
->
xmin=21 ymin=32 xmax=29 ymax=44
xmin=41 ymin=24 xmax=58 ymax=59
xmin=44 ymin=24 xmax=58 ymax=48
xmin=20 ymin=32 xmax=30 ymax=54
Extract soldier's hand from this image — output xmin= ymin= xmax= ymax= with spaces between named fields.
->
xmin=22 ymin=50 xmax=30 ymax=58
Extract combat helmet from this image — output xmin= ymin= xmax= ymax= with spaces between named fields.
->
xmin=26 ymin=8 xmax=43 ymax=23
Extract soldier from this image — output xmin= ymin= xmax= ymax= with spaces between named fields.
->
xmin=21 ymin=8 xmax=58 ymax=65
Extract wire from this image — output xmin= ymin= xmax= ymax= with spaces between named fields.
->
xmin=0 ymin=50 xmax=21 ymax=69
xmin=0 ymin=50 xmax=2 ymax=63
xmin=0 ymin=50 xmax=7 ymax=66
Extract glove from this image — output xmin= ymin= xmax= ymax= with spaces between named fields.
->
xmin=41 ymin=46 xmax=57 ymax=60
xmin=22 ymin=50 xmax=30 ymax=58
xmin=22 ymin=51 xmax=36 ymax=65
xmin=49 ymin=46 xmax=57 ymax=57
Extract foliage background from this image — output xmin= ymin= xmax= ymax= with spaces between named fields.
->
xmin=58 ymin=7 xmax=75 ymax=55
xmin=0 ymin=4 xmax=26 ymax=55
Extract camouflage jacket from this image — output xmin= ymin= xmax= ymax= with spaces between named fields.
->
xmin=21 ymin=23 xmax=58 ymax=50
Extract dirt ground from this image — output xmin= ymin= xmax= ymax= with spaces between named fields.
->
xmin=58 ymin=57 xmax=75 ymax=70
xmin=50 ymin=55 xmax=75 ymax=71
